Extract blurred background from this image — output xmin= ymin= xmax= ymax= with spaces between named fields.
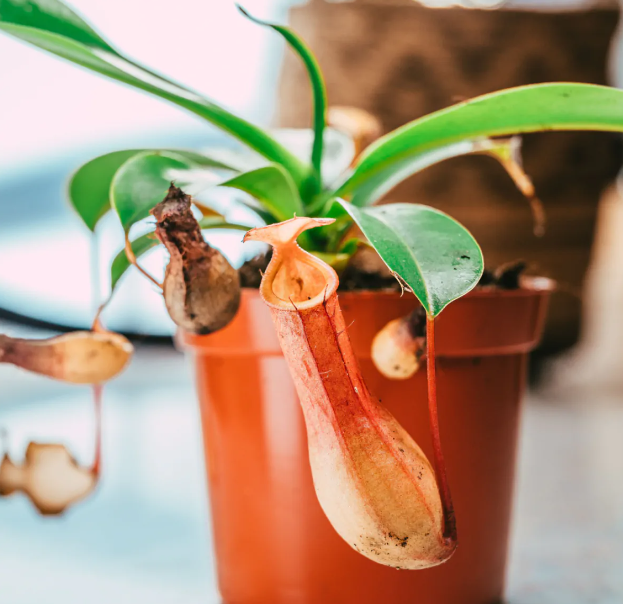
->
xmin=1 ymin=0 xmax=622 ymax=602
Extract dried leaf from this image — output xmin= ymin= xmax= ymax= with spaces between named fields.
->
xmin=152 ymin=185 xmax=241 ymax=334
xmin=0 ymin=331 xmax=132 ymax=384
xmin=0 ymin=443 xmax=97 ymax=515
xmin=0 ymin=386 xmax=101 ymax=516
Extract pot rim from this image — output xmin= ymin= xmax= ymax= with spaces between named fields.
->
xmin=327 ymin=275 xmax=556 ymax=301
xmin=180 ymin=276 xmax=553 ymax=358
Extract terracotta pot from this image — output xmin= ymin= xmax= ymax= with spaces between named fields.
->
xmin=182 ymin=282 xmax=551 ymax=604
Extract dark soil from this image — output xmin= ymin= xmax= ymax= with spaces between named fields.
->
xmin=406 ymin=306 xmax=427 ymax=338
xmin=239 ymin=251 xmax=528 ymax=292
xmin=239 ymin=250 xmax=271 ymax=288
xmin=478 ymin=260 xmax=528 ymax=290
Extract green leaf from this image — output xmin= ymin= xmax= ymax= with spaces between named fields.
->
xmin=312 ymin=238 xmax=359 ymax=273
xmin=350 ymin=141 xmax=477 ymax=207
xmin=337 ymin=238 xmax=360 ymax=255
xmin=111 ymin=152 xmax=178 ymax=233
xmin=338 ymin=83 xmax=623 ymax=197
xmin=197 ymin=217 xmax=252 ymax=232
xmin=70 ymin=149 xmax=236 ymax=232
xmin=0 ymin=0 xmax=308 ymax=185
xmin=0 ymin=0 xmax=114 ymax=51
xmin=307 ymin=197 xmax=353 ymax=251
xmin=220 ymin=165 xmax=304 ymax=222
xmin=312 ymin=251 xmax=352 ymax=273
xmin=238 ymin=5 xmax=327 ymax=182
xmin=111 ymin=150 xmax=236 ymax=233
xmin=348 ymin=137 xmax=538 ymax=212
xmin=111 ymin=219 xmax=252 ymax=290
xmin=69 ymin=149 xmax=146 ymax=231
xmin=236 ymin=198 xmax=279 ymax=224
xmin=340 ymin=202 xmax=483 ymax=316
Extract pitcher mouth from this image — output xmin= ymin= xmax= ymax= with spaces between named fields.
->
xmin=243 ymin=217 xmax=339 ymax=312
xmin=260 ymin=251 xmax=339 ymax=312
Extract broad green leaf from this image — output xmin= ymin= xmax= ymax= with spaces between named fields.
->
xmin=337 ymin=238 xmax=360 ymax=255
xmin=237 ymin=198 xmax=279 ymax=224
xmin=350 ymin=141 xmax=477 ymax=207
xmin=312 ymin=238 xmax=359 ymax=273
xmin=220 ymin=165 xmax=304 ymax=222
xmin=198 ymin=217 xmax=252 ymax=232
xmin=312 ymin=251 xmax=352 ymax=273
xmin=338 ymin=83 xmax=623 ymax=197
xmin=111 ymin=152 xmax=179 ymax=233
xmin=111 ymin=150 xmax=237 ymax=232
xmin=340 ymin=202 xmax=483 ymax=316
xmin=71 ymin=149 xmax=236 ymax=232
xmin=0 ymin=0 xmax=308 ymax=185
xmin=238 ymin=5 xmax=327 ymax=182
xmin=111 ymin=219 xmax=251 ymax=290
xmin=306 ymin=197 xmax=353 ymax=251
xmin=348 ymin=136 xmax=544 ymax=233
xmin=0 ymin=0 xmax=114 ymax=51
xmin=69 ymin=149 xmax=146 ymax=231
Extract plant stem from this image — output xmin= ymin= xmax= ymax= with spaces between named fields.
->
xmin=124 ymin=237 xmax=162 ymax=289
xmin=91 ymin=384 xmax=103 ymax=476
xmin=426 ymin=314 xmax=457 ymax=543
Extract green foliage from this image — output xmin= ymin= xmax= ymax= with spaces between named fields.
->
xmin=220 ymin=165 xmax=304 ymax=222
xmin=237 ymin=6 xmax=327 ymax=186
xmin=338 ymin=83 xmax=623 ymax=199
xmin=312 ymin=239 xmax=360 ymax=273
xmin=69 ymin=149 xmax=235 ymax=231
xmin=6 ymin=1 xmax=623 ymax=314
xmin=341 ymin=203 xmax=483 ymax=316
xmin=0 ymin=0 xmax=114 ymax=52
xmin=110 ymin=151 xmax=236 ymax=232
xmin=69 ymin=150 xmax=145 ymax=231
xmin=0 ymin=0 xmax=307 ymax=185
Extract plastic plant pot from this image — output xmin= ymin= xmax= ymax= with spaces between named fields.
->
xmin=181 ymin=279 xmax=552 ymax=604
